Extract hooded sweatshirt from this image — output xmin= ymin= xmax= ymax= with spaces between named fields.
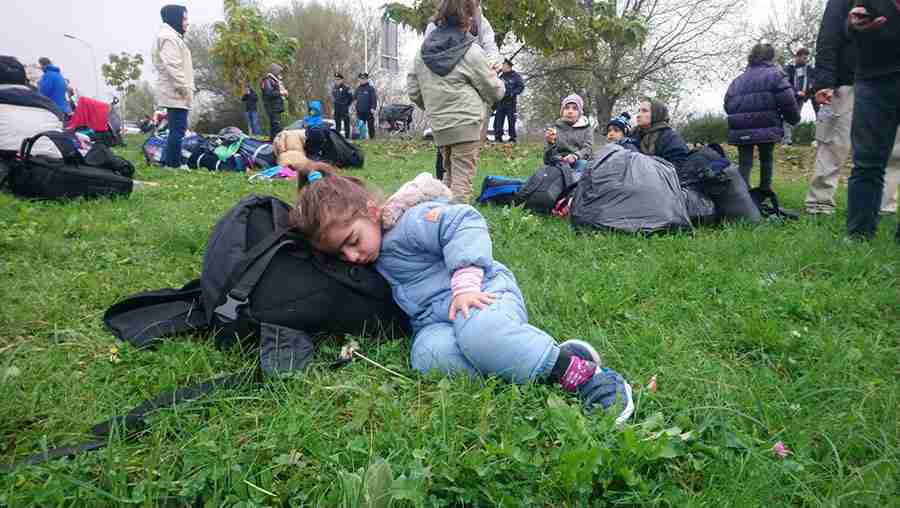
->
xmin=38 ymin=65 xmax=70 ymax=114
xmin=408 ymin=24 xmax=505 ymax=146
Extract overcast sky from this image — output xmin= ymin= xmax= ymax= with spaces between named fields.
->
xmin=1 ymin=0 xmax=816 ymax=120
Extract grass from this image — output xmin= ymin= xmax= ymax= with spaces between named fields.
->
xmin=1 ymin=136 xmax=898 ymax=507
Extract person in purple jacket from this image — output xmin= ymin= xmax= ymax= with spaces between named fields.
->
xmin=724 ymin=43 xmax=801 ymax=191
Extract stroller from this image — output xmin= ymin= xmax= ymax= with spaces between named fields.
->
xmin=379 ymin=104 xmax=414 ymax=137
xmin=67 ymin=96 xmax=124 ymax=147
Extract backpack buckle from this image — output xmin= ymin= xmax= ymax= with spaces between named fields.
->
xmin=214 ymin=295 xmax=248 ymax=322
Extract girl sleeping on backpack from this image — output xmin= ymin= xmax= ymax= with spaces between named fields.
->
xmin=290 ymin=165 xmax=634 ymax=422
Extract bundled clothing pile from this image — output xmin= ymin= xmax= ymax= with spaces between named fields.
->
xmin=67 ymin=97 xmax=123 ymax=147
xmin=142 ymin=127 xmax=275 ymax=172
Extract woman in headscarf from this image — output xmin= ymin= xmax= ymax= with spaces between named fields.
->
xmin=153 ymin=4 xmax=194 ymax=169
xmin=635 ymin=98 xmax=690 ymax=172
xmin=261 ymin=63 xmax=288 ymax=140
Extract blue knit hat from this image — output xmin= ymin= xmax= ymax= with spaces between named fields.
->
xmin=607 ymin=112 xmax=632 ymax=133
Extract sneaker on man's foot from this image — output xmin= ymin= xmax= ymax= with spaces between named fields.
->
xmin=577 ymin=368 xmax=635 ymax=425
xmin=559 ymin=339 xmax=601 ymax=366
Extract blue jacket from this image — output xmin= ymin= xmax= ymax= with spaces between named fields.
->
xmin=304 ymin=100 xmax=322 ymax=128
xmin=376 ymin=199 xmax=514 ymax=332
xmin=724 ymin=63 xmax=800 ymax=145
xmin=38 ymin=65 xmax=70 ymax=114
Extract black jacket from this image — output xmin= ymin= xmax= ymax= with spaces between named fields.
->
xmin=260 ymin=75 xmax=285 ymax=114
xmin=783 ymin=63 xmax=817 ymax=100
xmin=849 ymin=0 xmax=900 ymax=81
xmin=241 ymin=89 xmax=258 ymax=113
xmin=498 ymin=70 xmax=524 ymax=107
xmin=814 ymin=0 xmax=857 ymax=89
xmin=354 ymin=83 xmax=377 ymax=114
xmin=332 ymin=84 xmax=353 ymax=113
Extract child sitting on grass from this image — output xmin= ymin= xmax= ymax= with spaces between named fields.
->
xmin=290 ymin=166 xmax=635 ymax=423
xmin=544 ymin=94 xmax=594 ymax=174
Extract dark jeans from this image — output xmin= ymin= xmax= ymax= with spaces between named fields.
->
xmin=357 ymin=111 xmax=376 ymax=139
xmin=335 ymin=110 xmax=351 ymax=139
xmin=494 ymin=104 xmax=517 ymax=142
xmin=737 ymin=142 xmax=775 ymax=191
xmin=163 ymin=107 xmax=188 ymax=168
xmin=848 ymin=74 xmax=900 ymax=239
xmin=266 ymin=108 xmax=283 ymax=140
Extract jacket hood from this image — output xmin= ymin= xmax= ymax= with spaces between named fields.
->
xmin=161 ymin=5 xmax=187 ymax=36
xmin=381 ymin=173 xmax=453 ymax=230
xmin=421 ymin=25 xmax=476 ymax=77
xmin=308 ymin=100 xmax=322 ymax=115
xmin=43 ymin=65 xmax=61 ymax=73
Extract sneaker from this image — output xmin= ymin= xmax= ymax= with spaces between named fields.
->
xmin=559 ymin=339 xmax=601 ymax=366
xmin=577 ymin=368 xmax=635 ymax=425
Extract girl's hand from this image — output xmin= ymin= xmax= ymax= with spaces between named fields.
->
xmin=563 ymin=154 xmax=577 ymax=165
xmin=449 ymin=292 xmax=497 ymax=321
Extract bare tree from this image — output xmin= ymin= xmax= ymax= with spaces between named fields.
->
xmin=756 ymin=0 xmax=825 ymax=64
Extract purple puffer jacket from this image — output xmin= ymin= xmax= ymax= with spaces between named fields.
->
xmin=724 ymin=63 xmax=801 ymax=145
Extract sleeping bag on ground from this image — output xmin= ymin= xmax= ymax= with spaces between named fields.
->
xmin=570 ymin=144 xmax=692 ymax=234
xmin=516 ymin=164 xmax=579 ymax=214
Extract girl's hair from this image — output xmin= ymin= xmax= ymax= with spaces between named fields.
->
xmin=747 ymin=43 xmax=775 ymax=66
xmin=432 ymin=0 xmax=477 ymax=28
xmin=290 ymin=161 xmax=375 ymax=242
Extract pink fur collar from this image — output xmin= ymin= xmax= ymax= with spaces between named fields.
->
xmin=381 ymin=173 xmax=452 ymax=230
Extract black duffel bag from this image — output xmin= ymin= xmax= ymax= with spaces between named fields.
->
xmin=9 ymin=131 xmax=132 ymax=200
xmin=517 ymin=164 xmax=579 ymax=214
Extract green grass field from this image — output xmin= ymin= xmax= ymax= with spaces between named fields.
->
xmin=1 ymin=137 xmax=898 ymax=507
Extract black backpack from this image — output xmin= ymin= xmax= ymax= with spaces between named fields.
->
xmin=9 ymin=131 xmax=132 ymax=200
xmin=305 ymin=126 xmax=365 ymax=168
xmin=106 ymin=195 xmax=408 ymax=370
xmin=83 ymin=143 xmax=135 ymax=178
xmin=7 ymin=195 xmax=409 ymax=471
xmin=517 ymin=164 xmax=579 ymax=214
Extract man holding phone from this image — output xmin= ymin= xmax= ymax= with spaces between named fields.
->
xmin=817 ymin=0 xmax=900 ymax=241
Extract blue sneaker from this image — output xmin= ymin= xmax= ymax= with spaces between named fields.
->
xmin=559 ymin=339 xmax=601 ymax=366
xmin=577 ymin=367 xmax=635 ymax=424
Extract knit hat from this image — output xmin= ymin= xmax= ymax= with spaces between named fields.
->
xmin=607 ymin=112 xmax=631 ymax=133
xmin=560 ymin=94 xmax=584 ymax=116
xmin=270 ymin=63 xmax=284 ymax=75
xmin=0 ymin=55 xmax=28 ymax=85
xmin=160 ymin=5 xmax=187 ymax=36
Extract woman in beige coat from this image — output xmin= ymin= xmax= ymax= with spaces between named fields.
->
xmin=153 ymin=5 xmax=194 ymax=168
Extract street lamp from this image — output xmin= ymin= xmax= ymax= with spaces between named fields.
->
xmin=64 ymin=33 xmax=100 ymax=98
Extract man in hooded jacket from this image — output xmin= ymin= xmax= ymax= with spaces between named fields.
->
xmin=37 ymin=57 xmax=71 ymax=116
xmin=153 ymin=5 xmax=194 ymax=169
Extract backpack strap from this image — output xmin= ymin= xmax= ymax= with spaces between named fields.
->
xmin=0 ymin=371 xmax=253 ymax=472
xmin=214 ymin=238 xmax=295 ymax=323
xmin=20 ymin=131 xmax=82 ymax=164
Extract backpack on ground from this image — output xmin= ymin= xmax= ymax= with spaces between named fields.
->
xmin=8 ymin=131 xmax=132 ymax=200
xmin=83 ymin=143 xmax=135 ymax=178
xmin=517 ymin=164 xmax=579 ymax=214
xmin=749 ymin=187 xmax=799 ymax=220
xmin=5 ymin=195 xmax=410 ymax=471
xmin=477 ymin=175 xmax=525 ymax=206
xmin=305 ymin=126 xmax=364 ymax=168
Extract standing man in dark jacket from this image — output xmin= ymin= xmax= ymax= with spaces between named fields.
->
xmin=493 ymin=58 xmax=524 ymax=143
xmin=332 ymin=73 xmax=353 ymax=139
xmin=806 ymin=0 xmax=900 ymax=215
xmin=725 ymin=43 xmax=802 ymax=190
xmin=354 ymin=72 xmax=377 ymax=139
xmin=782 ymin=47 xmax=817 ymax=145
xmin=823 ymin=0 xmax=900 ymax=240
xmin=261 ymin=63 xmax=288 ymax=140
xmin=241 ymin=86 xmax=261 ymax=136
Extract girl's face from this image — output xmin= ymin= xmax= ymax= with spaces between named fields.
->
xmin=637 ymin=102 xmax=652 ymax=128
xmin=182 ymin=12 xmax=190 ymax=32
xmin=562 ymin=103 xmax=580 ymax=123
xmin=315 ymin=204 xmax=383 ymax=265
xmin=606 ymin=126 xmax=625 ymax=142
